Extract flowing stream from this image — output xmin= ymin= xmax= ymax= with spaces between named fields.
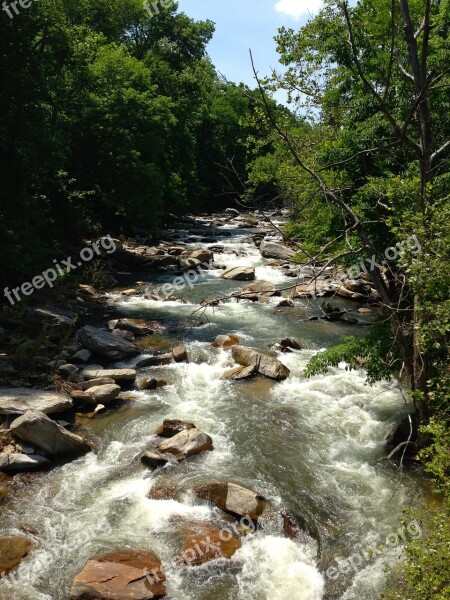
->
xmin=0 ymin=220 xmax=427 ymax=600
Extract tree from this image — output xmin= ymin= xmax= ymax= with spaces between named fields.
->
xmin=250 ymin=0 xmax=450 ymax=424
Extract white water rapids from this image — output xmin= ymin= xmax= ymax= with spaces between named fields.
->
xmin=0 ymin=222 xmax=426 ymax=600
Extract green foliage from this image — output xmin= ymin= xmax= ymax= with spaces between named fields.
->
xmin=305 ymin=320 xmax=403 ymax=383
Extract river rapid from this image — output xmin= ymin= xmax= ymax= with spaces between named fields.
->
xmin=0 ymin=217 xmax=426 ymax=600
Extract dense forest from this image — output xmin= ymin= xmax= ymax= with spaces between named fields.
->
xmin=0 ymin=0 xmax=449 ymax=598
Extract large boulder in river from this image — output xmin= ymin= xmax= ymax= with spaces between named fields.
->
xmin=0 ymin=535 xmax=36 ymax=578
xmin=0 ymin=388 xmax=73 ymax=416
xmin=221 ymin=267 xmax=255 ymax=281
xmin=187 ymin=248 xmax=214 ymax=264
xmin=78 ymin=325 xmax=139 ymax=360
xmin=87 ymin=384 xmax=121 ymax=404
xmin=69 ymin=550 xmax=167 ymax=600
xmin=157 ymin=428 xmax=213 ymax=461
xmin=180 ymin=522 xmax=241 ymax=566
xmin=231 ymin=346 xmax=290 ymax=380
xmin=80 ymin=368 xmax=136 ymax=382
xmin=194 ymin=482 xmax=269 ymax=522
xmin=259 ymin=240 xmax=295 ymax=261
xmin=241 ymin=280 xmax=279 ymax=297
xmin=10 ymin=411 xmax=91 ymax=457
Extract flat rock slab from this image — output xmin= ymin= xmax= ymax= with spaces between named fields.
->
xmin=0 ymin=452 xmax=51 ymax=473
xmin=0 ymin=388 xmax=73 ymax=415
xmin=81 ymin=368 xmax=136 ymax=382
xmin=10 ymin=410 xmax=91 ymax=457
xmin=69 ymin=550 xmax=166 ymax=600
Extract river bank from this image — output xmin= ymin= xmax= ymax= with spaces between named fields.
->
xmin=0 ymin=210 xmax=427 ymax=600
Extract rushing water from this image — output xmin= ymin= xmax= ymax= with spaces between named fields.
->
xmin=0 ymin=221 xmax=426 ymax=600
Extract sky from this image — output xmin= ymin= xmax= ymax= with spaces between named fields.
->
xmin=176 ymin=0 xmax=324 ymax=89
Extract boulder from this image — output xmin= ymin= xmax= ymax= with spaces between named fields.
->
xmin=136 ymin=354 xmax=173 ymax=368
xmin=107 ymin=319 xmax=153 ymax=337
xmin=141 ymin=449 xmax=171 ymax=468
xmin=180 ymin=522 xmax=241 ymax=566
xmin=157 ymin=428 xmax=213 ymax=461
xmin=259 ymin=240 xmax=295 ymax=261
xmin=194 ymin=482 xmax=269 ymax=522
xmin=280 ymin=338 xmax=302 ymax=352
xmin=0 ymin=388 xmax=73 ymax=416
xmin=148 ymin=484 xmax=181 ymax=501
xmin=58 ymin=364 xmax=79 ymax=378
xmin=225 ymin=208 xmax=240 ymax=216
xmin=78 ymin=326 xmax=139 ymax=360
xmin=71 ymin=348 xmax=92 ymax=363
xmin=231 ymin=346 xmax=290 ymax=380
xmin=188 ymin=249 xmax=214 ymax=264
xmin=0 ymin=536 xmax=36 ymax=578
xmin=155 ymin=419 xmax=196 ymax=438
xmin=221 ymin=366 xmax=256 ymax=381
xmin=0 ymin=452 xmax=51 ymax=473
xmin=277 ymin=298 xmax=295 ymax=307
xmin=80 ymin=368 xmax=136 ymax=382
xmin=212 ymin=335 xmax=240 ymax=348
xmin=221 ymin=267 xmax=255 ymax=281
xmin=112 ymin=329 xmax=135 ymax=342
xmin=87 ymin=384 xmax=121 ymax=404
xmin=69 ymin=550 xmax=166 ymax=600
xmin=172 ymin=346 xmax=188 ymax=363
xmin=80 ymin=377 xmax=116 ymax=389
xmin=293 ymin=280 xmax=335 ymax=298
xmin=241 ymin=280 xmax=278 ymax=297
xmin=10 ymin=411 xmax=91 ymax=457
xmin=70 ymin=390 xmax=97 ymax=408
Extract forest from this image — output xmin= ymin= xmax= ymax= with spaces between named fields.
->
xmin=0 ymin=0 xmax=449 ymax=598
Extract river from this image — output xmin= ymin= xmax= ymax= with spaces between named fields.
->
xmin=0 ymin=217 xmax=426 ymax=600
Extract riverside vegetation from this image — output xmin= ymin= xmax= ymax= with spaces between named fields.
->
xmin=0 ymin=0 xmax=449 ymax=599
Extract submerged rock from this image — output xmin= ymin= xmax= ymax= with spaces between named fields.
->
xmin=69 ymin=550 xmax=167 ymax=600
xmin=180 ymin=521 xmax=241 ymax=566
xmin=10 ymin=410 xmax=91 ymax=457
xmin=194 ymin=482 xmax=269 ymax=522
xmin=231 ymin=346 xmax=290 ymax=380
xmin=0 ymin=388 xmax=73 ymax=416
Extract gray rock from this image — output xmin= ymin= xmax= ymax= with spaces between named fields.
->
xmin=10 ymin=410 xmax=91 ymax=456
xmin=71 ymin=349 xmax=92 ymax=363
xmin=87 ymin=384 xmax=121 ymax=404
xmin=221 ymin=267 xmax=255 ymax=281
xmin=78 ymin=326 xmax=139 ymax=360
xmin=259 ymin=240 xmax=295 ymax=261
xmin=58 ymin=364 xmax=79 ymax=377
xmin=80 ymin=368 xmax=136 ymax=382
xmin=0 ymin=388 xmax=73 ymax=415
xmin=80 ymin=377 xmax=116 ymax=389
xmin=135 ymin=354 xmax=173 ymax=368
xmin=172 ymin=346 xmax=188 ymax=363
xmin=0 ymin=452 xmax=51 ymax=473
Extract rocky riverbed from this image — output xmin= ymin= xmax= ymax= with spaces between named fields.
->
xmin=0 ymin=210 xmax=425 ymax=600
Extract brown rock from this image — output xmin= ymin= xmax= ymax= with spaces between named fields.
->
xmin=194 ymin=482 xmax=268 ymax=522
xmin=69 ymin=550 xmax=166 ymax=599
xmin=212 ymin=335 xmax=240 ymax=348
xmin=172 ymin=346 xmax=188 ymax=363
xmin=0 ymin=536 xmax=35 ymax=578
xmin=141 ymin=449 xmax=171 ymax=468
xmin=221 ymin=366 xmax=256 ymax=381
xmin=280 ymin=338 xmax=302 ymax=351
xmin=231 ymin=346 xmax=290 ymax=380
xmin=221 ymin=267 xmax=255 ymax=281
xmin=157 ymin=428 xmax=213 ymax=461
xmin=180 ymin=522 xmax=241 ymax=566
xmin=155 ymin=419 xmax=196 ymax=438
xmin=148 ymin=484 xmax=181 ymax=501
